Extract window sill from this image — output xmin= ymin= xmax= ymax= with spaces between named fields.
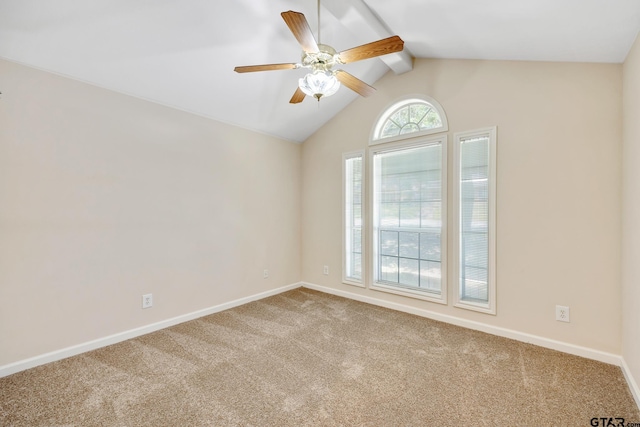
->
xmin=342 ymin=279 xmax=365 ymax=288
xmin=454 ymin=301 xmax=496 ymax=315
xmin=370 ymin=282 xmax=447 ymax=305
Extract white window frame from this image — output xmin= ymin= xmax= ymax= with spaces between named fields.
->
xmin=453 ymin=127 xmax=497 ymax=314
xmin=370 ymin=94 xmax=449 ymax=146
xmin=343 ymin=150 xmax=365 ymax=287
xmin=369 ymin=135 xmax=448 ymax=304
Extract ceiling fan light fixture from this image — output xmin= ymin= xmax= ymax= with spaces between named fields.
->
xmin=235 ymin=10 xmax=404 ymax=104
xmin=298 ymin=70 xmax=340 ymax=100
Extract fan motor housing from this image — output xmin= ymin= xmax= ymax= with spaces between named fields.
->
xmin=302 ymin=44 xmax=339 ymax=71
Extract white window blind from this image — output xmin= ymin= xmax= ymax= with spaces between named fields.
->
xmin=344 ymin=152 xmax=363 ymax=285
xmin=372 ymin=138 xmax=446 ymax=302
xmin=454 ymin=128 xmax=496 ymax=313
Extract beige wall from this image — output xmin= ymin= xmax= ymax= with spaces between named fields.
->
xmin=623 ymin=33 xmax=640 ymax=392
xmin=302 ymin=58 xmax=623 ymax=353
xmin=0 ymin=53 xmax=630 ymax=371
xmin=0 ymin=59 xmax=302 ymax=366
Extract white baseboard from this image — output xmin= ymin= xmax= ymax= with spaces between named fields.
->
xmin=0 ymin=282 xmax=301 ymax=378
xmin=621 ymin=358 xmax=640 ymax=409
xmin=301 ymin=282 xmax=623 ymax=366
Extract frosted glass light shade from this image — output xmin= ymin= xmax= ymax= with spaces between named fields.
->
xmin=298 ymin=70 xmax=340 ymax=100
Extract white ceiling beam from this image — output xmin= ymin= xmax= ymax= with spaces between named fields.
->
xmin=322 ymin=0 xmax=413 ymax=74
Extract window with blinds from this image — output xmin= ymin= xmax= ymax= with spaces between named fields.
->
xmin=371 ymin=137 xmax=447 ymax=303
xmin=343 ymin=152 xmax=364 ymax=286
xmin=454 ymin=128 xmax=497 ymax=314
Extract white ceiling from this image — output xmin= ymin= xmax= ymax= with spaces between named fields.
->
xmin=1 ymin=0 xmax=639 ymax=142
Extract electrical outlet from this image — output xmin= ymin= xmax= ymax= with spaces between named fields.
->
xmin=142 ymin=293 xmax=153 ymax=309
xmin=323 ymin=265 xmax=329 ymax=275
xmin=556 ymin=305 xmax=570 ymax=322
xmin=263 ymin=269 xmax=269 ymax=279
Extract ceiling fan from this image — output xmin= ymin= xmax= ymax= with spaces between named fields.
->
xmin=234 ymin=6 xmax=404 ymax=103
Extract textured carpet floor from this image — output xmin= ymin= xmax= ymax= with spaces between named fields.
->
xmin=0 ymin=288 xmax=638 ymax=426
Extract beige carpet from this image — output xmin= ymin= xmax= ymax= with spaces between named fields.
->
xmin=0 ymin=288 xmax=638 ymax=426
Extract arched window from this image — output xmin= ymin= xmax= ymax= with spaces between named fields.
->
xmin=364 ymin=95 xmax=449 ymax=303
xmin=371 ymin=95 xmax=448 ymax=145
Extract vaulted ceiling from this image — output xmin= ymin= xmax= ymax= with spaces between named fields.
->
xmin=1 ymin=0 xmax=639 ymax=142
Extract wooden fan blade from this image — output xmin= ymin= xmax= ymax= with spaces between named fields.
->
xmin=234 ymin=63 xmax=297 ymax=73
xmin=281 ymin=11 xmax=319 ymax=53
xmin=338 ymin=35 xmax=404 ymax=64
xmin=290 ymin=87 xmax=306 ymax=104
xmin=335 ymin=70 xmax=376 ymax=97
